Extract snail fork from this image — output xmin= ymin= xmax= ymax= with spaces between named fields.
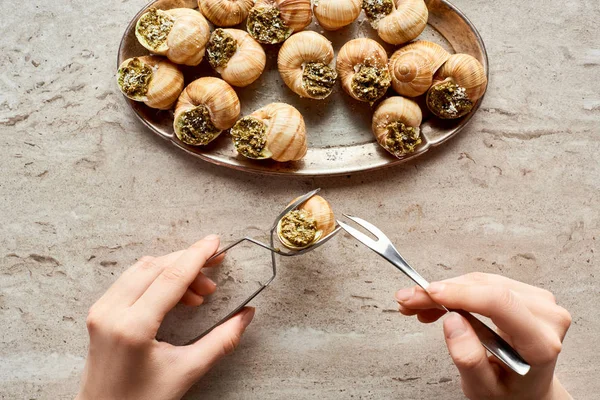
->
xmin=337 ymin=214 xmax=531 ymax=376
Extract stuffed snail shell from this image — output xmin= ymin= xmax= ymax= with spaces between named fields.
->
xmin=337 ymin=38 xmax=392 ymax=103
xmin=207 ymin=29 xmax=266 ymax=87
xmin=173 ymin=77 xmax=240 ymax=146
xmin=247 ymin=0 xmax=312 ymax=44
xmin=372 ymin=96 xmax=423 ymax=157
xmin=278 ymin=31 xmax=337 ymax=99
xmin=313 ymin=0 xmax=361 ymax=31
xmin=277 ymin=195 xmax=335 ymax=250
xmin=117 ymin=56 xmax=184 ymax=110
xmin=135 ymin=8 xmax=210 ymax=66
xmin=426 ymin=53 xmax=487 ymax=119
xmin=199 ymin=0 xmax=253 ymax=27
xmin=230 ymin=103 xmax=307 ymax=162
xmin=362 ymin=0 xmax=428 ymax=45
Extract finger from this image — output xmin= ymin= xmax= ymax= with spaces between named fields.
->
xmin=133 ymin=235 xmax=220 ymax=322
xmin=443 ymin=312 xmax=499 ymax=398
xmin=190 ymin=272 xmax=217 ymax=296
xmin=177 ymin=307 xmax=255 ymax=381
xmin=427 ymin=282 xmax=560 ymax=362
xmin=396 ymin=286 xmax=440 ymax=310
xmin=98 ymin=250 xmax=187 ymax=308
xmin=204 ymin=251 xmax=225 ymax=268
xmin=416 ymin=308 xmax=447 ymax=324
xmin=398 ymin=304 xmax=419 ymax=316
xmin=180 ymin=291 xmax=204 ymax=307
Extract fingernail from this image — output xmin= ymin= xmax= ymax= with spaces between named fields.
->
xmin=395 ymin=288 xmax=414 ymax=302
xmin=204 ymin=234 xmax=219 ymax=241
xmin=240 ymin=307 xmax=255 ymax=329
xmin=427 ymin=282 xmax=445 ymax=294
xmin=445 ymin=312 xmax=467 ymax=339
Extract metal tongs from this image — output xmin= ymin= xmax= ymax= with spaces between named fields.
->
xmin=337 ymin=215 xmax=531 ymax=376
xmin=187 ymin=188 xmax=341 ymax=344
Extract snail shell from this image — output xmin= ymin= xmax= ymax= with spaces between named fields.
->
xmin=116 ymin=56 xmax=184 ymax=110
xmin=277 ymin=195 xmax=335 ymax=250
xmin=247 ymin=0 xmax=313 ymax=44
xmin=173 ymin=77 xmax=240 ymax=146
xmin=313 ymin=0 xmax=361 ymax=31
xmin=135 ymin=8 xmax=210 ymax=66
xmin=230 ymin=103 xmax=307 ymax=162
xmin=199 ymin=0 xmax=253 ymax=27
xmin=207 ymin=29 xmax=266 ymax=87
xmin=426 ymin=53 xmax=487 ymax=119
xmin=278 ymin=31 xmax=337 ymax=99
xmin=394 ymin=40 xmax=451 ymax=74
xmin=362 ymin=0 xmax=428 ymax=45
xmin=389 ymin=50 xmax=432 ymax=97
xmin=372 ymin=96 xmax=423 ymax=158
xmin=336 ymin=38 xmax=392 ymax=103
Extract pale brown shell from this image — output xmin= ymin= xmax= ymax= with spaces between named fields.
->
xmin=336 ymin=38 xmax=390 ymax=102
xmin=372 ymin=96 xmax=423 ymax=147
xmin=136 ymin=8 xmax=210 ymax=66
xmin=200 ymin=0 xmax=253 ymax=27
xmin=278 ymin=31 xmax=335 ymax=99
xmin=277 ymin=194 xmax=336 ymax=250
xmin=377 ymin=0 xmax=428 ymax=45
xmin=117 ymin=56 xmax=184 ymax=110
xmin=432 ymin=53 xmax=488 ymax=102
xmin=214 ymin=29 xmax=266 ymax=87
xmin=313 ymin=0 xmax=361 ymax=30
xmin=248 ymin=103 xmax=307 ymax=162
xmin=389 ymin=50 xmax=432 ymax=97
xmin=394 ymin=40 xmax=451 ymax=74
xmin=255 ymin=0 xmax=312 ymax=32
xmin=173 ymin=77 xmax=240 ymax=137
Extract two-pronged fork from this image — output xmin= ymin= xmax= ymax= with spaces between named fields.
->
xmin=337 ymin=215 xmax=531 ymax=376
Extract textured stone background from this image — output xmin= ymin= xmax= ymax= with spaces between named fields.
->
xmin=1 ymin=0 xmax=599 ymax=399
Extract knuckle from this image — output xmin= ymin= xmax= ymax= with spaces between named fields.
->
xmin=85 ymin=306 xmax=104 ymax=332
xmin=541 ymin=289 xmax=557 ymax=303
xmin=137 ymin=256 xmax=158 ymax=271
xmin=465 ymin=272 xmax=489 ymax=283
xmin=221 ymin=333 xmax=242 ymax=356
xmin=493 ymin=287 xmax=519 ymax=313
xmin=112 ymin=321 xmax=146 ymax=347
xmin=556 ymin=306 xmax=572 ymax=330
xmin=161 ymin=265 xmax=187 ymax=283
xmin=454 ymin=349 xmax=485 ymax=371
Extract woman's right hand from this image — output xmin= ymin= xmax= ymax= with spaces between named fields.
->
xmin=395 ymin=273 xmax=572 ymax=400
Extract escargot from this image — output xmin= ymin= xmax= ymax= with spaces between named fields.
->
xmin=117 ymin=56 xmax=184 ymax=110
xmin=313 ymin=0 xmax=362 ymax=31
xmin=173 ymin=77 xmax=240 ymax=146
xmin=230 ymin=103 xmax=307 ymax=162
xmin=278 ymin=31 xmax=337 ymax=99
xmin=247 ymin=0 xmax=312 ymax=44
xmin=362 ymin=0 xmax=428 ymax=45
xmin=206 ymin=29 xmax=266 ymax=87
xmin=199 ymin=0 xmax=254 ymax=27
xmin=277 ymin=195 xmax=336 ymax=250
xmin=135 ymin=8 xmax=210 ymax=66
xmin=337 ymin=38 xmax=392 ymax=103
xmin=372 ymin=96 xmax=423 ymax=158
xmin=426 ymin=53 xmax=488 ymax=119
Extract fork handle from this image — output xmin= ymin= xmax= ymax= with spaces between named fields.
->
xmin=449 ymin=308 xmax=531 ymax=376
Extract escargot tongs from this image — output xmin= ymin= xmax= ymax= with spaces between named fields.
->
xmin=337 ymin=215 xmax=531 ymax=376
xmin=186 ymin=188 xmax=341 ymax=344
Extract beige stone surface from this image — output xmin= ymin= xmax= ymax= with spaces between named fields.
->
xmin=1 ymin=0 xmax=599 ymax=399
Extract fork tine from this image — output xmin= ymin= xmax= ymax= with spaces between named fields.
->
xmin=337 ymin=220 xmax=379 ymax=249
xmin=343 ymin=214 xmax=391 ymax=244
xmin=271 ymin=188 xmax=321 ymax=230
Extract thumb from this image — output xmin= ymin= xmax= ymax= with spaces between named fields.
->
xmin=179 ymin=307 xmax=255 ymax=380
xmin=443 ymin=312 xmax=498 ymax=398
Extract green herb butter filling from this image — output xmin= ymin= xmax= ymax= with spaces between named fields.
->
xmin=176 ymin=105 xmax=221 ymax=146
xmin=384 ymin=121 xmax=422 ymax=156
xmin=207 ymin=29 xmax=238 ymax=69
xmin=362 ymin=0 xmax=394 ymax=22
xmin=247 ymin=7 xmax=291 ymax=44
xmin=230 ymin=116 xmax=268 ymax=159
xmin=118 ymin=58 xmax=153 ymax=98
xmin=351 ymin=64 xmax=392 ymax=102
xmin=137 ymin=8 xmax=174 ymax=49
xmin=427 ymin=80 xmax=473 ymax=119
xmin=279 ymin=210 xmax=317 ymax=248
xmin=302 ymin=62 xmax=337 ymax=98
